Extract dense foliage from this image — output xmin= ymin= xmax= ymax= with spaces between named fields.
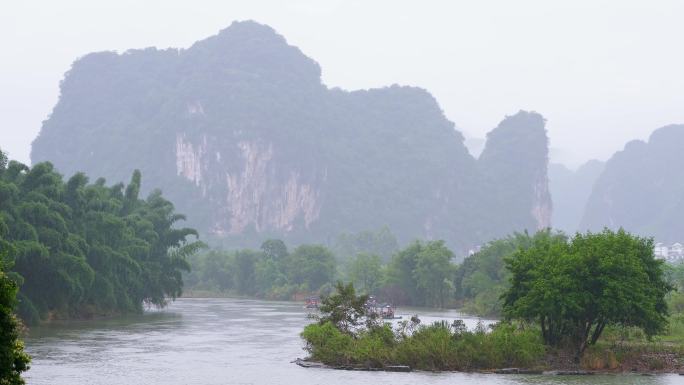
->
xmin=301 ymin=283 xmax=545 ymax=371
xmin=185 ymin=240 xmax=336 ymax=299
xmin=383 ymin=240 xmax=456 ymax=308
xmin=314 ymin=282 xmax=369 ymax=334
xmin=0 ymin=242 xmax=30 ymax=385
xmin=503 ymin=229 xmax=672 ymax=359
xmin=453 ymin=231 xmax=567 ymax=316
xmin=0 ymin=149 xmax=202 ymax=323
xmin=333 ymin=227 xmax=398 ymax=263
xmin=32 ymin=20 xmax=551 ymax=252
xmin=187 ymin=239 xmax=461 ymax=308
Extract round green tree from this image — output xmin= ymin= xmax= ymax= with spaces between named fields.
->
xmin=503 ymin=229 xmax=672 ymax=360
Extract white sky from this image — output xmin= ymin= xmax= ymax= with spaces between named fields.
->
xmin=1 ymin=0 xmax=683 ymax=168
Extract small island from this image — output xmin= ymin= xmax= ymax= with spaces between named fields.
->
xmin=299 ymin=230 xmax=684 ymax=374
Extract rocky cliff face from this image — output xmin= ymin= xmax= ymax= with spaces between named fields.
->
xmin=580 ymin=125 xmax=684 ymax=242
xmin=477 ymin=111 xmax=552 ymax=238
xmin=31 ymin=21 xmax=551 ymax=250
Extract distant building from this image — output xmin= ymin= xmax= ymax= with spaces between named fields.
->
xmin=655 ymin=242 xmax=684 ymax=264
xmin=654 ymin=243 xmax=669 ymax=258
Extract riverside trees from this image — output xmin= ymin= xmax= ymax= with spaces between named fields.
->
xmin=502 ymin=229 xmax=672 ymax=360
xmin=187 ymin=239 xmax=458 ymax=307
xmin=303 ymin=229 xmax=674 ymax=369
xmin=0 ymin=149 xmax=203 ymax=323
xmin=0 ymin=241 xmax=30 ymax=385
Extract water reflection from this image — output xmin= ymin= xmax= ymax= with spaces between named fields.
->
xmin=24 ymin=298 xmax=681 ymax=385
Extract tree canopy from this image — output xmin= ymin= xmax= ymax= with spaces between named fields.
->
xmin=0 ymin=241 xmax=30 ymax=384
xmin=502 ymin=229 xmax=672 ymax=359
xmin=0 ymin=149 xmax=203 ymax=323
xmin=316 ymin=281 xmax=369 ymax=335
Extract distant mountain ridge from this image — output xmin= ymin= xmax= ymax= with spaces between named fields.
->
xmin=31 ymin=20 xmax=551 ymax=251
xmin=580 ymin=124 xmax=684 ymax=241
xmin=549 ymin=160 xmax=604 ymax=233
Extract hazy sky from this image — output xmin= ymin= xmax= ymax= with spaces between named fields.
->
xmin=1 ymin=0 xmax=683 ymax=168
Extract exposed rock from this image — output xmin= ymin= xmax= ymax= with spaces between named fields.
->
xmin=31 ymin=21 xmax=552 ymax=250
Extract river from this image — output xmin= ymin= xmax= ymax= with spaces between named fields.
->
xmin=24 ymin=298 xmax=682 ymax=385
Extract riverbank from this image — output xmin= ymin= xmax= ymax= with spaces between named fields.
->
xmin=294 ymin=357 xmax=684 ymax=375
xmin=300 ymin=321 xmax=684 ymax=374
xmin=295 ymin=344 xmax=684 ymax=375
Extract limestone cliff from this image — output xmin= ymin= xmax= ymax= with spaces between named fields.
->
xmin=31 ymin=21 xmax=551 ymax=250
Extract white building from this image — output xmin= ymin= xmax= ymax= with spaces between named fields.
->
xmin=655 ymin=242 xmax=684 ymax=264
xmin=654 ymin=242 xmax=669 ymax=258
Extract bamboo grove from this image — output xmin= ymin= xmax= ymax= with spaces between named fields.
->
xmin=0 ymin=149 xmax=203 ymax=324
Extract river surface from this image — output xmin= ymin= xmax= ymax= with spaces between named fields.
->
xmin=24 ymin=298 xmax=682 ymax=385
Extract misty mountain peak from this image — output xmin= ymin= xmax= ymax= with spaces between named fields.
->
xmin=32 ymin=21 xmax=551 ymax=251
xmin=187 ymin=20 xmax=322 ymax=83
xmin=493 ymin=110 xmax=546 ymax=134
xmin=648 ymin=124 xmax=684 ymax=148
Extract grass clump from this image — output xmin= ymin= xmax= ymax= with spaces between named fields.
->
xmin=301 ymin=320 xmax=545 ymax=371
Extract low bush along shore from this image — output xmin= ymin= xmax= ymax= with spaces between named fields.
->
xmin=301 ymin=319 xmax=684 ymax=373
xmin=299 ymin=276 xmax=684 ymax=373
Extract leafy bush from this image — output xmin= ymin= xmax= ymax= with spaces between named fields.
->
xmin=301 ymin=319 xmax=545 ymax=370
xmin=301 ymin=322 xmax=353 ymax=364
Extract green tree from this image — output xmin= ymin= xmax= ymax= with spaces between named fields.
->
xmin=0 ymin=241 xmax=30 ymax=384
xmin=317 ymin=281 xmax=368 ymax=334
xmin=287 ymin=244 xmax=336 ymax=292
xmin=260 ymin=239 xmax=288 ymax=261
xmin=233 ymin=250 xmax=259 ymax=295
xmin=503 ymin=229 xmax=672 ymax=360
xmin=0 ymin=149 xmax=202 ymax=323
xmin=334 ymin=227 xmax=399 ymax=263
xmin=385 ymin=240 xmax=458 ymax=307
xmin=413 ymin=240 xmax=454 ymax=308
xmin=454 ymin=231 xmax=554 ymax=316
xmin=385 ymin=241 xmax=424 ymax=305
xmin=347 ymin=253 xmax=383 ymax=294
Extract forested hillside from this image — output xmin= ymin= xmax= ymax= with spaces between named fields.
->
xmin=581 ymin=124 xmax=684 ymax=241
xmin=0 ymin=149 xmax=202 ymax=323
xmin=32 ymin=21 xmax=551 ymax=252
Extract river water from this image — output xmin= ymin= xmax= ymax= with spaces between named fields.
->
xmin=24 ymin=298 xmax=682 ymax=385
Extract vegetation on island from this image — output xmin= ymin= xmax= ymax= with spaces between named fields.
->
xmin=0 ymin=149 xmax=203 ymax=324
xmin=302 ymin=282 xmax=544 ymax=371
xmin=301 ymin=229 xmax=680 ymax=372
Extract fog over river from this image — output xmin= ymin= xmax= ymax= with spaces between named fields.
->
xmin=24 ymin=298 xmax=681 ymax=385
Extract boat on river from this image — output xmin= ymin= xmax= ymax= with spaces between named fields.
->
xmin=365 ymin=296 xmax=402 ymax=319
xmin=304 ymin=297 xmax=320 ymax=309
